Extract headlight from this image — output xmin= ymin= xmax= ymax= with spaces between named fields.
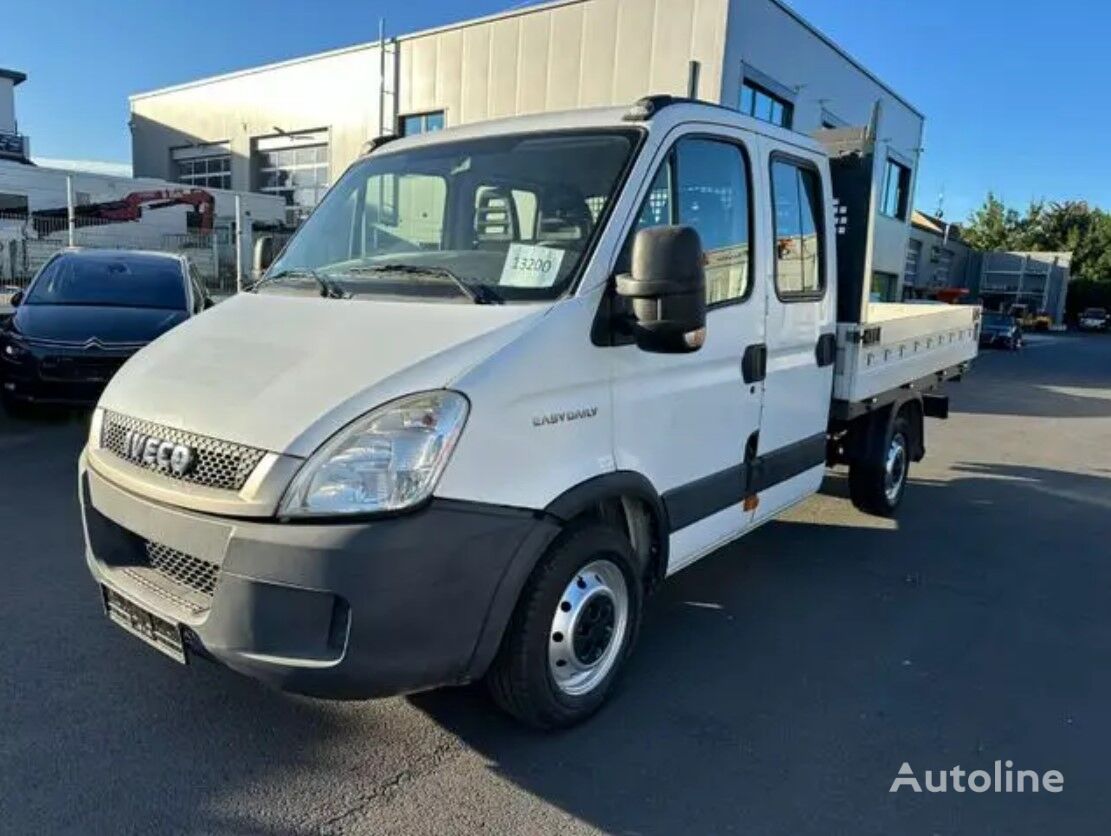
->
xmin=1 ymin=337 xmax=29 ymax=362
xmin=279 ymin=390 xmax=469 ymax=517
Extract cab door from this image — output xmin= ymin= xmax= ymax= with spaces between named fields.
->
xmin=748 ymin=145 xmax=837 ymax=525
xmin=609 ymin=128 xmax=767 ymax=575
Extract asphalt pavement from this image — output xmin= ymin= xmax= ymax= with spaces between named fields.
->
xmin=2 ymin=332 xmax=1110 ymax=835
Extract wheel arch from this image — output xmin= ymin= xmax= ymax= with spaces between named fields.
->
xmin=464 ymin=470 xmax=668 ymax=683
xmin=545 ymin=470 xmax=670 ymax=590
xmin=841 ymin=391 xmax=924 ymax=465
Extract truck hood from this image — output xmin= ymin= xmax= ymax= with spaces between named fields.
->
xmin=99 ymin=292 xmax=546 ymax=456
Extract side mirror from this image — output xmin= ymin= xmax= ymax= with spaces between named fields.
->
xmin=202 ymin=296 xmax=215 ymax=310
xmin=615 ymin=225 xmax=706 ymax=353
xmin=9 ymin=290 xmax=22 ymax=308
xmin=253 ymin=235 xmax=275 ymax=277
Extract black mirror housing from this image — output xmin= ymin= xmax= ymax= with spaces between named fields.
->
xmin=9 ymin=290 xmax=22 ymax=308
xmin=615 ymin=225 xmax=706 ymax=353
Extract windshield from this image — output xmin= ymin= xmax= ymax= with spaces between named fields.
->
xmin=264 ymin=129 xmax=639 ymax=302
xmin=26 ymin=253 xmax=187 ymax=309
xmin=1083 ymin=308 xmax=1106 ymax=318
xmin=983 ymin=313 xmax=1013 ymax=327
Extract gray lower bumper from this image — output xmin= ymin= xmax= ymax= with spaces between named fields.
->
xmin=79 ymin=455 xmax=559 ymax=698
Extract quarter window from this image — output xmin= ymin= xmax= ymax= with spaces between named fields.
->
xmin=771 ymin=160 xmax=825 ymax=298
xmin=627 ymin=138 xmax=753 ymax=306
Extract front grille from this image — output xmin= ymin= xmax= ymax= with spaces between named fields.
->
xmin=145 ymin=541 xmax=220 ymax=598
xmin=101 ymin=410 xmax=266 ymax=492
xmin=40 ymin=356 xmax=127 ymax=382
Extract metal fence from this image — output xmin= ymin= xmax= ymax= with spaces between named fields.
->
xmin=0 ymin=211 xmax=262 ymax=296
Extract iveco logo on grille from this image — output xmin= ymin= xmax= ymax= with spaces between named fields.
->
xmin=122 ymin=430 xmax=196 ymax=477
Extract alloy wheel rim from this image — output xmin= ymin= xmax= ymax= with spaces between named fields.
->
xmin=548 ymin=559 xmax=629 ymax=697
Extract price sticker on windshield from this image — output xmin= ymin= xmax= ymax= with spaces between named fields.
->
xmin=499 ymin=244 xmax=565 ymax=288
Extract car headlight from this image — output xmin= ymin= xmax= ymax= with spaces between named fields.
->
xmin=279 ymin=390 xmax=469 ymax=517
xmin=1 ymin=337 xmax=29 ymax=362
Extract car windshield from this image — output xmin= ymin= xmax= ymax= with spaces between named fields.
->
xmin=25 ymin=253 xmax=187 ymax=310
xmin=983 ymin=313 xmax=1012 ymax=327
xmin=1083 ymin=308 xmax=1106 ymax=318
xmin=261 ymin=129 xmax=639 ymax=303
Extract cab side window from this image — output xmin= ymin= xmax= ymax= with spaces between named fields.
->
xmin=624 ymin=137 xmax=753 ymax=305
xmin=771 ymin=159 xmax=825 ymax=299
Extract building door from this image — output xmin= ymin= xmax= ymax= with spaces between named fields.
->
xmin=610 ymin=131 xmax=767 ymax=575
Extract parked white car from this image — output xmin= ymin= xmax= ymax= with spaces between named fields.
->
xmin=79 ymin=98 xmax=978 ymax=727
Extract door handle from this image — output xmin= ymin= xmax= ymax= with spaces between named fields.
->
xmin=815 ymin=333 xmax=836 ymax=367
xmin=742 ymin=343 xmax=767 ymax=384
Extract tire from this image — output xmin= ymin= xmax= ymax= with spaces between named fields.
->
xmin=486 ymin=521 xmax=643 ymax=729
xmin=849 ymin=412 xmax=911 ymax=517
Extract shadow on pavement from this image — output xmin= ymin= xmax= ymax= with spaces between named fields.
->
xmin=411 ymin=462 xmax=1110 ymax=836
xmin=952 ymin=334 xmax=1111 ymax=419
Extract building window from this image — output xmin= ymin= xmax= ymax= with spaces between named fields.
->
xmin=255 ymin=131 xmax=330 ymax=225
xmin=172 ymin=143 xmax=232 ymax=190
xmin=739 ymin=80 xmax=793 ymax=129
xmin=399 ymin=111 xmax=445 ymax=137
xmin=880 ymin=159 xmax=911 ymax=220
xmin=771 ymin=159 xmax=824 ymax=299
xmin=0 ymin=192 xmax=29 ymax=218
xmin=175 ymin=156 xmax=231 ymax=190
xmin=904 ymin=239 xmax=921 ymax=285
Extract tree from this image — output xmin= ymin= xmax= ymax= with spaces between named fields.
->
xmin=961 ymin=193 xmax=1023 ymax=251
xmin=962 ymin=195 xmax=1111 ymax=280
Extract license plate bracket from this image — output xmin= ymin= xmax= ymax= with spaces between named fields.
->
xmin=102 ymin=585 xmax=187 ymax=665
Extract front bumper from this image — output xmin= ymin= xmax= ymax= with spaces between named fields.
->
xmin=79 ymin=453 xmax=559 ymax=698
xmin=979 ymin=331 xmax=1016 ymax=347
xmin=3 ymin=349 xmax=130 ymax=405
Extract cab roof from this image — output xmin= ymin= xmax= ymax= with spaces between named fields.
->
xmin=367 ymin=96 xmax=828 ymax=159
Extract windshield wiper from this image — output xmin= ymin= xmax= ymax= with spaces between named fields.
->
xmin=343 ymin=264 xmax=503 ymax=305
xmin=256 ymin=268 xmax=348 ymax=299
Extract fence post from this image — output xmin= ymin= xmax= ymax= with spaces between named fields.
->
xmin=211 ymin=226 xmax=220 ymax=293
xmin=66 ymin=175 xmax=76 ymax=248
xmin=235 ymin=194 xmax=244 ymax=293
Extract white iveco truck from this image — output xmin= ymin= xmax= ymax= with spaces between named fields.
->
xmin=79 ymin=97 xmax=978 ymax=728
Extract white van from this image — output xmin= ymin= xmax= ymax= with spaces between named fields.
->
xmin=79 ymin=98 xmax=978 ymax=728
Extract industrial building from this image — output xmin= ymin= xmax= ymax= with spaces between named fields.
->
xmin=129 ymin=0 xmax=924 ymax=300
xmin=902 ymin=210 xmax=1071 ymax=322
xmin=0 ymin=68 xmax=284 ymax=288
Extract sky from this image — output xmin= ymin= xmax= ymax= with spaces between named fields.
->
xmin=2 ymin=0 xmax=1109 ymax=222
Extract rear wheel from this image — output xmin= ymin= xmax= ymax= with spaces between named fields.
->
xmin=849 ymin=412 xmax=911 ymax=517
xmin=486 ymin=521 xmax=643 ymax=729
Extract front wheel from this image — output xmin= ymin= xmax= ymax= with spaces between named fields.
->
xmin=486 ymin=522 xmax=643 ymax=729
xmin=849 ymin=413 xmax=911 ymax=517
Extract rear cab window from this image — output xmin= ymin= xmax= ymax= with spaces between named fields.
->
xmin=770 ymin=158 xmax=826 ymax=300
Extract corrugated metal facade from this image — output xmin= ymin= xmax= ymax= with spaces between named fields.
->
xmin=128 ymin=0 xmax=923 ymax=289
xmin=396 ymin=0 xmax=727 ymax=122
